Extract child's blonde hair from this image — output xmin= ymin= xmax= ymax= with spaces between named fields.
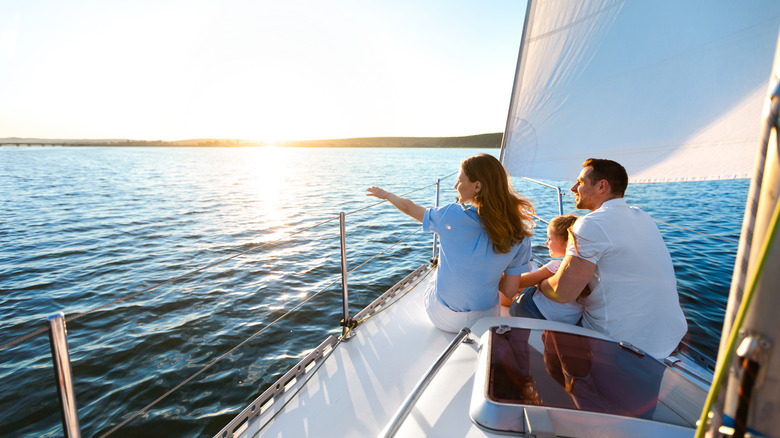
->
xmin=549 ymin=214 xmax=592 ymax=303
xmin=549 ymin=214 xmax=578 ymax=241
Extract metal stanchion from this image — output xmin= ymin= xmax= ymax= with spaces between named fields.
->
xmin=338 ymin=212 xmax=356 ymax=338
xmin=48 ymin=312 xmax=81 ymax=438
xmin=431 ymin=178 xmax=440 ymax=264
xmin=556 ymin=186 xmax=564 ymax=216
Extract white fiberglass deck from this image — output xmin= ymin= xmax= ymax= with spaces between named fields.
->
xmin=234 ymin=266 xmax=455 ymax=437
xmin=230 ymin=266 xmax=706 ymax=438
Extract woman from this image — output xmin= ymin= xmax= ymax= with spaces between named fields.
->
xmin=366 ymin=153 xmax=535 ymax=332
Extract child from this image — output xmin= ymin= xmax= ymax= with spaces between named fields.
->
xmin=506 ymin=214 xmax=590 ymax=325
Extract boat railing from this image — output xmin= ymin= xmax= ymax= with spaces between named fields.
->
xmin=0 ymin=170 xmax=733 ymax=437
xmin=215 ymin=263 xmax=434 ymax=438
xmin=520 ymin=176 xmax=566 ymax=217
xmin=0 ymin=173 xmax=455 ymax=437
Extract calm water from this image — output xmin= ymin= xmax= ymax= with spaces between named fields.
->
xmin=0 ymin=146 xmax=746 ymax=437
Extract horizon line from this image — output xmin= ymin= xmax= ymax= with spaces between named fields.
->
xmin=0 ymin=132 xmax=502 ymax=143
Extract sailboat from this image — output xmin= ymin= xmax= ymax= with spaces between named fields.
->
xmin=40 ymin=1 xmax=780 ymax=437
xmin=205 ymin=1 xmax=780 ymax=437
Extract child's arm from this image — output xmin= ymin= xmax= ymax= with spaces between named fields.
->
xmin=517 ymin=267 xmax=554 ymax=288
xmin=498 ymin=267 xmax=553 ymax=299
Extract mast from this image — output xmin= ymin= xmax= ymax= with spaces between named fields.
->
xmin=702 ymin=31 xmax=780 ymax=437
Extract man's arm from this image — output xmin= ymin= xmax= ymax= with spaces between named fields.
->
xmin=366 ymin=186 xmax=426 ymax=223
xmin=538 ymin=255 xmax=595 ymax=303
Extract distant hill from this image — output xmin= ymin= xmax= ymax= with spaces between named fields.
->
xmin=281 ymin=133 xmax=502 ymax=148
xmin=0 ymin=133 xmax=503 ymax=148
xmin=0 ymin=138 xmax=174 ymax=146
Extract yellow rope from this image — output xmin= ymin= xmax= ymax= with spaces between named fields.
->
xmin=695 ymin=196 xmax=780 ymax=437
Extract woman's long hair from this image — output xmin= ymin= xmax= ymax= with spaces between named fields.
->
xmin=461 ymin=154 xmax=534 ymax=253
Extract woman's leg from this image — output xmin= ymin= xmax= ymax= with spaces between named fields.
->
xmin=424 ymin=282 xmax=497 ymax=332
xmin=424 ymin=282 xmax=467 ymax=333
xmin=509 ymin=287 xmax=547 ymax=320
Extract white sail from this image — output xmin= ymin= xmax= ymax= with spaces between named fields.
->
xmin=501 ymin=0 xmax=780 ymax=182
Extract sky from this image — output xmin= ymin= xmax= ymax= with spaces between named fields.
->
xmin=0 ymin=0 xmax=526 ymax=141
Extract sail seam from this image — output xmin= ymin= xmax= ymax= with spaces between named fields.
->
xmin=526 ymin=0 xmax=625 ymax=43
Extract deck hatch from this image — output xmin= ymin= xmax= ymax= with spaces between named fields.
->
xmin=470 ymin=326 xmax=707 ymax=433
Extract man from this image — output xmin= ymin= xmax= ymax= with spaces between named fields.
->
xmin=538 ymin=158 xmax=687 ymax=359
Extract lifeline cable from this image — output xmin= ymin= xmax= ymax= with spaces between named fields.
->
xmin=654 ymin=219 xmax=739 ymax=244
xmin=519 ymin=178 xmax=734 ymax=243
xmin=99 ymin=226 xmax=423 ymax=437
xmin=0 ymin=176 xmax=453 ymax=352
xmin=2 ymin=169 xmax=731 ymax=351
xmin=254 ymin=262 xmax=432 ymax=437
xmin=97 ymin=273 xmax=341 ymax=438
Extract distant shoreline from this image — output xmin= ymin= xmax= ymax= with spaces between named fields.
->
xmin=0 ymin=133 xmax=502 ymax=148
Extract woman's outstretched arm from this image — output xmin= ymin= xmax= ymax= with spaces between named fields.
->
xmin=366 ymin=186 xmax=426 ymax=223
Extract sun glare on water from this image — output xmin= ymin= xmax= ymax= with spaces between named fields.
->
xmin=245 ymin=146 xmax=296 ymax=243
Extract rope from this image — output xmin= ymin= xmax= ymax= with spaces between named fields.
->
xmin=4 ymin=168 xmax=730 ymax=352
xmin=0 ymin=326 xmax=50 ymax=353
xmin=529 ymin=212 xmax=734 ymax=244
xmin=694 ymin=196 xmax=780 ymax=438
xmin=100 ymin=225 xmax=423 ymax=437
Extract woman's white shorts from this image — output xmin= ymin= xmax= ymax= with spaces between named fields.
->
xmin=423 ymin=279 xmax=498 ymax=333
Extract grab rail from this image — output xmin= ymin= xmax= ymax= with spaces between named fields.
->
xmin=379 ymin=328 xmax=473 ymax=438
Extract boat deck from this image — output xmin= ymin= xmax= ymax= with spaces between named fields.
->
xmin=226 ymin=265 xmax=707 ymax=438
